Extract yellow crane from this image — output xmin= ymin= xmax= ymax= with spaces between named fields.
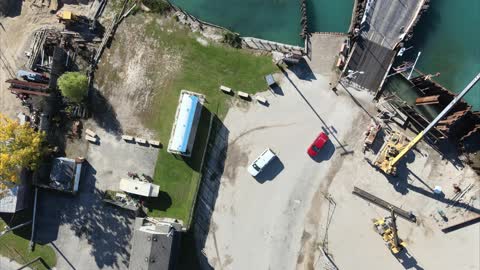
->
xmin=377 ymin=73 xmax=480 ymax=175
xmin=373 ymin=208 xmax=406 ymax=254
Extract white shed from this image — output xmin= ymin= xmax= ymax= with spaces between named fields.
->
xmin=120 ymin=179 xmax=160 ymax=197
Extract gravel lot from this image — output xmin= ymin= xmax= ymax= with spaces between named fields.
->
xmin=199 ymin=34 xmax=480 ymax=270
xmin=201 ymin=50 xmax=374 ymax=269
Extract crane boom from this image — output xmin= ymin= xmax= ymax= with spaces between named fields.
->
xmin=389 ymin=73 xmax=480 ymax=168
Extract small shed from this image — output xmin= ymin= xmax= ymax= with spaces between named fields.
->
xmin=265 ymin=74 xmax=276 ymax=87
xmin=120 ymin=179 xmax=160 ymax=197
xmin=49 ymin=157 xmax=82 ymax=193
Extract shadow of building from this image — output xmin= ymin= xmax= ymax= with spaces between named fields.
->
xmin=188 ymin=115 xmax=229 ymax=270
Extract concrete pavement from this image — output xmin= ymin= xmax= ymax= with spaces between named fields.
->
xmin=200 ymin=57 xmax=373 ymax=269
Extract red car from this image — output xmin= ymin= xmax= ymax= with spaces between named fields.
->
xmin=307 ymin=132 xmax=329 ymax=157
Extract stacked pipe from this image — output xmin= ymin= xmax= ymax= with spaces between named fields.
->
xmin=300 ymin=0 xmax=308 ymax=39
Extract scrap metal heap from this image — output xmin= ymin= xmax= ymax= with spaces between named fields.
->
xmin=411 ymin=74 xmax=480 ymax=143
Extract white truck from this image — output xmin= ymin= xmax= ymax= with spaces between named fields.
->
xmin=247 ymin=148 xmax=277 ymax=177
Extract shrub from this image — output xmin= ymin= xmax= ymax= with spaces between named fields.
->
xmin=58 ymin=72 xmax=88 ymax=103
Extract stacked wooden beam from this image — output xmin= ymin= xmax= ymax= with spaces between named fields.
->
xmin=415 ymin=95 xmax=440 ymax=106
xmin=27 ymin=29 xmax=48 ymax=70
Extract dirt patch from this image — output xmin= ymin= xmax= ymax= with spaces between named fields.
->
xmin=196 ymin=37 xmax=209 ymax=46
xmin=223 ymin=143 xmax=249 ymax=183
xmin=95 ymin=15 xmax=182 ymax=136
xmin=0 ymin=3 xmax=57 ymax=118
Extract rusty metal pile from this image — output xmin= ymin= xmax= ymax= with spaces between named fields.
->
xmin=411 ymin=74 xmax=480 ymax=143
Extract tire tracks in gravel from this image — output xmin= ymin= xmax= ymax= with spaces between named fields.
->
xmin=223 ymin=123 xmax=295 ymax=182
xmin=296 ymin=112 xmax=369 ymax=270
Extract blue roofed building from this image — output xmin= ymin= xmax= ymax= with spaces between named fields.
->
xmin=167 ymin=90 xmax=205 ymax=157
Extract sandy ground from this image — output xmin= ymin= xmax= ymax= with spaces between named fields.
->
xmin=0 ymin=2 xmax=56 ymax=118
xmin=201 ymin=35 xmax=366 ymax=269
xmin=0 ymin=256 xmax=22 ymax=270
xmin=203 ymin=71 xmax=369 ymax=270
xmin=201 ymin=34 xmax=480 ymax=270
xmin=96 ymin=14 xmax=182 ymax=138
xmin=0 ymin=1 xmax=94 ymax=118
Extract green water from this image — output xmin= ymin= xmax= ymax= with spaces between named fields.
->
xmin=384 ymin=74 xmax=440 ymax=121
xmin=171 ymin=0 xmax=479 ymax=110
xmin=170 ymin=0 xmax=353 ymax=46
xmin=404 ymin=0 xmax=480 ymax=110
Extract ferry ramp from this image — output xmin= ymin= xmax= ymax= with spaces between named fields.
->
xmin=345 ymin=0 xmax=426 ymax=92
xmin=362 ymin=0 xmax=426 ymax=49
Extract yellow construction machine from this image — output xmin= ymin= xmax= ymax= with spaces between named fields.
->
xmin=375 ymin=73 xmax=480 ymax=175
xmin=57 ymin=11 xmax=77 ymax=22
xmin=373 ymin=131 xmax=409 ymax=175
xmin=373 ymin=208 xmax=406 ymax=254
xmin=56 ymin=11 xmax=89 ymax=25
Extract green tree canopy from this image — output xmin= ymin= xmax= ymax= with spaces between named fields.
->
xmin=58 ymin=72 xmax=88 ymax=103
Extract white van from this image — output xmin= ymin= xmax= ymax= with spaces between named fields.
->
xmin=247 ymin=148 xmax=277 ymax=177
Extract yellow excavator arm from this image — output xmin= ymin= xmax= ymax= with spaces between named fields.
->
xmin=384 ymin=73 xmax=480 ymax=174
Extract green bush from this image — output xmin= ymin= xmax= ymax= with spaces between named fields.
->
xmin=223 ymin=31 xmax=242 ymax=48
xmin=58 ymin=72 xmax=88 ymax=103
xmin=142 ymin=0 xmax=170 ymax=13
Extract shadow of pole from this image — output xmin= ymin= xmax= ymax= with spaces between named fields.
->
xmin=51 ymin=242 xmax=77 ymax=270
xmin=277 ymin=65 xmax=353 ymax=156
xmin=338 ymin=80 xmax=378 ymax=122
xmin=407 ymin=182 xmax=480 ymax=215
xmin=395 ymin=248 xmax=425 ymax=270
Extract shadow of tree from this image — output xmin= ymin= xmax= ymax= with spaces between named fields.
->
xmin=1 ymin=0 xmax=22 ymax=17
xmin=35 ymin=161 xmax=134 ymax=269
xmin=88 ymin=87 xmax=123 ymax=136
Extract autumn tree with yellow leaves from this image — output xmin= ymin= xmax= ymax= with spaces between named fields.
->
xmin=0 ymin=114 xmax=45 ymax=189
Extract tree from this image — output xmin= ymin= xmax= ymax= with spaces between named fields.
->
xmin=0 ymin=114 xmax=45 ymax=188
xmin=58 ymin=72 xmax=88 ymax=103
xmin=223 ymin=31 xmax=242 ymax=48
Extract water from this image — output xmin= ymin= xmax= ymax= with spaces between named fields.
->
xmin=171 ymin=0 xmax=479 ymax=110
xmin=384 ymin=74 xmax=440 ymax=121
xmin=170 ymin=0 xmax=353 ymax=46
xmin=403 ymin=0 xmax=480 ymax=110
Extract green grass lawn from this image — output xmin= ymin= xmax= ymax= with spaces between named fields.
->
xmin=0 ymin=218 xmax=56 ymax=269
xmin=140 ymin=15 xmax=277 ymax=226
